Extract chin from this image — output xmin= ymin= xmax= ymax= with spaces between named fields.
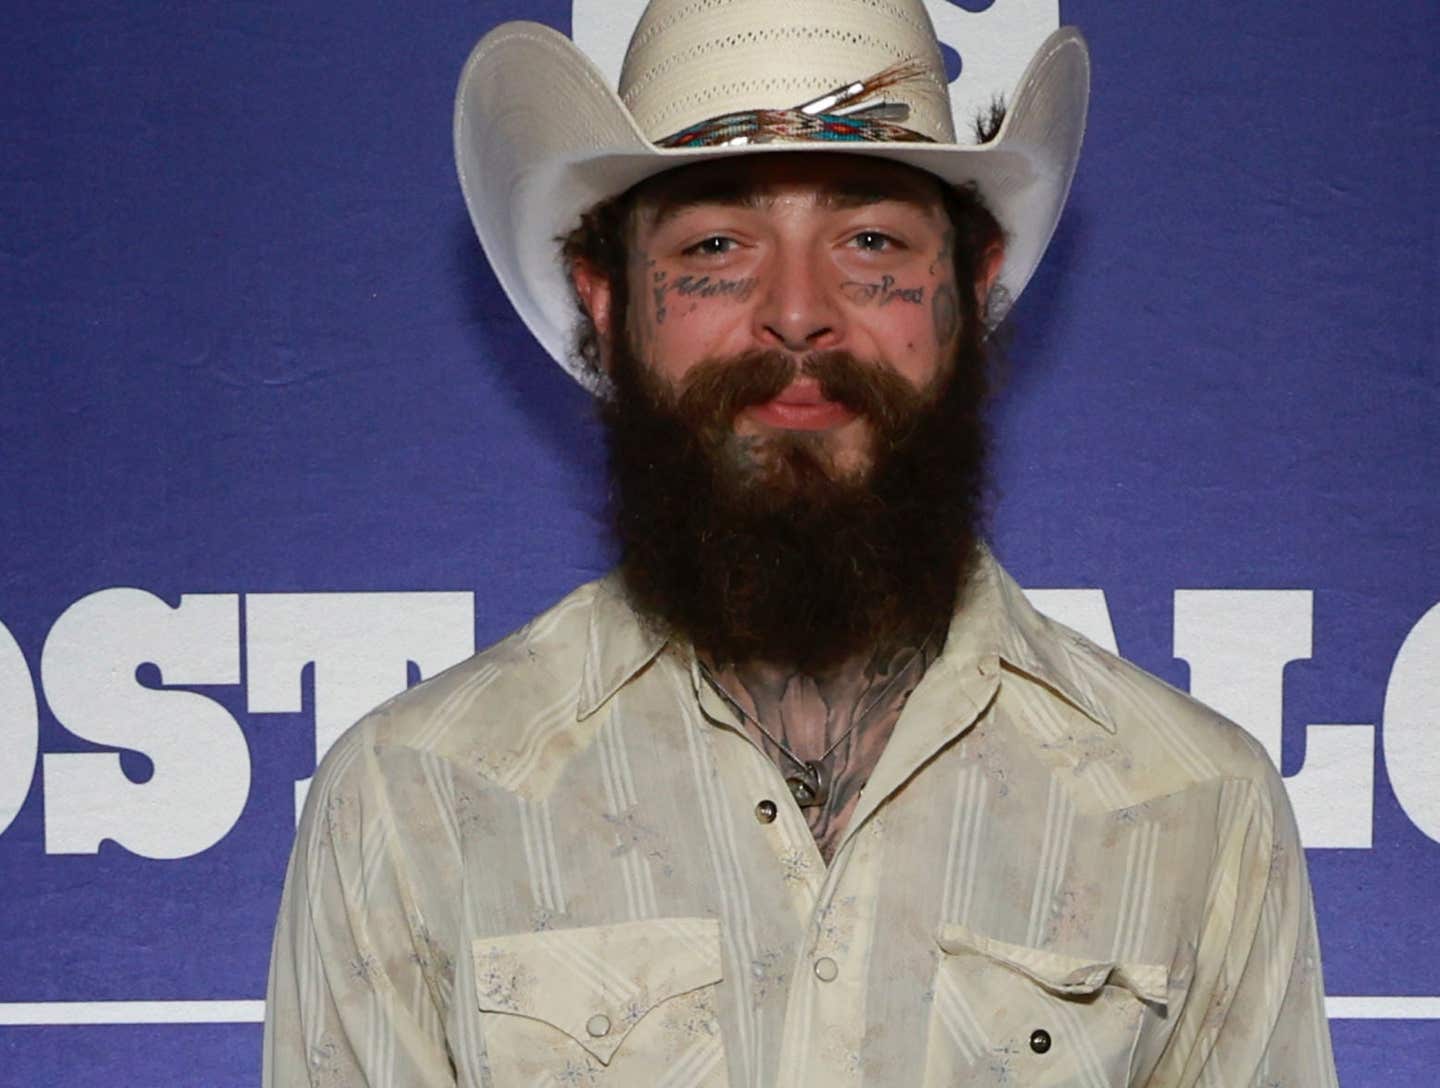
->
xmin=721 ymin=433 xmax=874 ymax=503
xmin=828 ymin=443 xmax=875 ymax=482
xmin=739 ymin=421 xmax=875 ymax=478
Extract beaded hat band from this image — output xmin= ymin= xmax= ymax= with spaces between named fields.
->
xmin=659 ymin=62 xmax=937 ymax=149
xmin=660 ymin=109 xmax=935 ymax=148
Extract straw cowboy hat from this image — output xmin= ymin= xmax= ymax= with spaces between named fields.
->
xmin=454 ymin=0 xmax=1089 ymax=390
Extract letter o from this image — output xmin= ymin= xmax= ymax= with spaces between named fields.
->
xmin=0 ymin=620 xmax=39 ymax=836
xmin=1384 ymin=602 xmax=1440 ymax=843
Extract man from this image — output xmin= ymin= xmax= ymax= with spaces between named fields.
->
xmin=265 ymin=2 xmax=1338 ymax=1085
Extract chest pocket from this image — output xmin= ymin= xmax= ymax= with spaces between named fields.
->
xmin=923 ymin=923 xmax=1168 ymax=1088
xmin=471 ymin=917 xmax=728 ymax=1084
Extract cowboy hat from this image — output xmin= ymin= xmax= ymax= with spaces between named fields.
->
xmin=454 ymin=0 xmax=1089 ymax=390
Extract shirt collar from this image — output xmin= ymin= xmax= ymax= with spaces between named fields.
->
xmin=960 ymin=547 xmax=1118 ymax=734
xmin=576 ymin=573 xmax=669 ymax=720
xmin=575 ymin=549 xmax=1117 ymax=734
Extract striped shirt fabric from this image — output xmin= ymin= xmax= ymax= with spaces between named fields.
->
xmin=263 ymin=550 xmax=1338 ymax=1086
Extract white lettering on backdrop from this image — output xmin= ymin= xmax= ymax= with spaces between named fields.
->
xmin=245 ymin=592 xmax=475 ymax=817
xmin=1174 ymin=591 xmax=1375 ymax=849
xmin=1030 ymin=588 xmax=1378 ymax=848
xmin=0 ymin=619 xmax=38 ymax=837
xmin=1384 ymin=602 xmax=1440 ymax=843
xmin=0 ymin=586 xmax=1434 ymax=853
xmin=39 ymin=591 xmax=249 ymax=858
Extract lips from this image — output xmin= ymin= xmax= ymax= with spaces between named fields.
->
xmin=744 ymin=379 xmax=858 ymax=431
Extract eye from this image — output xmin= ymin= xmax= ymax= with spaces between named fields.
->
xmin=849 ymin=230 xmax=902 ymax=253
xmin=684 ymin=235 xmax=738 ymax=257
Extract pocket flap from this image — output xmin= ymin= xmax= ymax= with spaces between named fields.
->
xmin=472 ymin=917 xmax=723 ymax=1064
xmin=936 ymin=923 xmax=1167 ymax=1007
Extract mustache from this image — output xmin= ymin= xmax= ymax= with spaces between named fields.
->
xmin=670 ymin=350 xmax=928 ymax=436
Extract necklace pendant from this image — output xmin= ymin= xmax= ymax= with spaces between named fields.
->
xmin=786 ymin=761 xmax=829 ymax=808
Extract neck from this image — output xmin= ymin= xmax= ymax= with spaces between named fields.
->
xmin=702 ymin=634 xmax=940 ymax=861
xmin=709 ymin=641 xmax=925 ymax=736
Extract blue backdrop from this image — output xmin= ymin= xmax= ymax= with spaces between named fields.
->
xmin=1 ymin=2 xmax=1434 ymax=1084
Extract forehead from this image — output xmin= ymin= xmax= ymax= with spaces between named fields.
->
xmin=632 ymin=152 xmax=948 ymax=229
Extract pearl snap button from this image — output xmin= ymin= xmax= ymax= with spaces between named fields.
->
xmin=755 ymin=799 xmax=778 ymax=823
xmin=586 ymin=1013 xmax=611 ymax=1038
xmin=813 ymin=956 xmax=839 ymax=982
xmin=1029 ymin=1027 xmax=1051 ymax=1054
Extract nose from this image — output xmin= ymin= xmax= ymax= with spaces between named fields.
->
xmin=753 ymin=243 xmax=843 ymax=353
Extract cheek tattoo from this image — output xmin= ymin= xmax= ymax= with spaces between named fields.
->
xmin=652 ymin=266 xmax=669 ymax=324
xmin=929 ymin=225 xmax=961 ymax=345
xmin=672 ymin=274 xmax=758 ymax=300
xmin=929 ymin=226 xmax=954 ymax=276
xmin=840 ymin=274 xmax=925 ymax=306
xmin=931 ymin=283 xmax=959 ymax=346
xmin=649 ymin=268 xmax=759 ymax=324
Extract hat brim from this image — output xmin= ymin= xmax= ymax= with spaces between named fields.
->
xmin=454 ymin=21 xmax=1089 ymax=390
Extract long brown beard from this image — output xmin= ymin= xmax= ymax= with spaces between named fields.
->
xmin=602 ymin=332 xmax=990 ymax=672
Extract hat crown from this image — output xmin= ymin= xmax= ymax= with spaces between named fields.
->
xmin=618 ymin=0 xmax=957 ymax=144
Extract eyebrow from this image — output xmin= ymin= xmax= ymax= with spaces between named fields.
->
xmin=818 ymin=185 xmax=922 ymax=210
xmin=644 ymin=176 xmax=938 ymax=230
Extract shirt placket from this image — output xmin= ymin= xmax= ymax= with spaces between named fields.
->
xmin=689 ymin=657 xmax=828 ymax=913
xmin=686 ymin=650 xmax=1003 ymax=1086
xmin=775 ymin=653 xmax=1001 ymax=1085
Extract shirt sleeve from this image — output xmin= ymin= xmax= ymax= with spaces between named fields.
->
xmin=263 ymin=724 xmax=457 ymax=1088
xmin=1154 ymin=764 xmax=1339 ymax=1087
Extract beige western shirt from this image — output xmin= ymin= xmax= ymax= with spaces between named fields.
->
xmin=264 ymin=551 xmax=1338 ymax=1087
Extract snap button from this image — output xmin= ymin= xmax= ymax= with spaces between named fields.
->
xmin=586 ymin=1013 xmax=611 ymax=1038
xmin=1029 ymin=1027 xmax=1051 ymax=1054
xmin=813 ymin=956 xmax=839 ymax=982
xmin=755 ymin=799 xmax=778 ymax=824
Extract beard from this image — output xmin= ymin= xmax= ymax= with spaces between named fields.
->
xmin=601 ymin=324 xmax=991 ymax=672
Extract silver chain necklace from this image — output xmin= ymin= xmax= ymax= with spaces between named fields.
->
xmin=699 ymin=647 xmax=928 ymax=809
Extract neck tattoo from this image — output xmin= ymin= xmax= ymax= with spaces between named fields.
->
xmin=700 ymin=636 xmax=936 ymax=809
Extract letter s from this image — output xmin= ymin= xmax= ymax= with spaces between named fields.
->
xmin=41 ymin=590 xmax=249 ymax=858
